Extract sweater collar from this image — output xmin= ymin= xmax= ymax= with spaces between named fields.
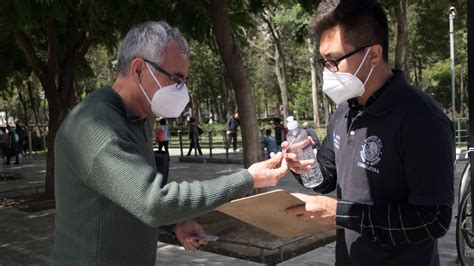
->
xmin=104 ymin=87 xmax=144 ymax=122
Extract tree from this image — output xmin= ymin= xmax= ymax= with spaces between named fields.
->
xmin=184 ymin=0 xmax=263 ymax=167
xmin=393 ymin=0 xmax=409 ymax=72
xmin=0 ymin=0 xmax=174 ymax=197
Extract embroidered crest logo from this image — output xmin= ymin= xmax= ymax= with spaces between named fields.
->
xmin=360 ymin=135 xmax=382 ymax=166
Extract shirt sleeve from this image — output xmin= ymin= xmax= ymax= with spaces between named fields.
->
xmin=401 ymin=114 xmax=455 ymax=206
xmin=336 ymin=200 xmax=452 ymax=246
xmin=83 ymin=136 xmax=254 ymax=228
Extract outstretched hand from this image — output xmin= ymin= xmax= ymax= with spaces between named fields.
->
xmin=248 ymin=152 xmax=288 ymax=188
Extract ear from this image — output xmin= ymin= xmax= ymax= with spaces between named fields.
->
xmin=130 ymin=58 xmax=145 ymax=81
xmin=369 ymin=44 xmax=383 ymax=68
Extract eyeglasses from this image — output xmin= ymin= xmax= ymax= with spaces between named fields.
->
xmin=143 ymin=59 xmax=189 ymax=90
xmin=317 ymin=44 xmax=372 ymax=72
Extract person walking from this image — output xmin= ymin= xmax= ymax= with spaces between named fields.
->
xmin=157 ymin=118 xmax=170 ymax=153
xmin=225 ymin=112 xmax=239 ymax=152
xmin=186 ymin=117 xmax=203 ymax=156
xmin=5 ymin=124 xmax=19 ymax=165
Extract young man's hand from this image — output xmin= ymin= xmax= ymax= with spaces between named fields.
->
xmin=281 ymin=140 xmax=316 ymax=174
xmin=286 ymin=193 xmax=337 ymax=225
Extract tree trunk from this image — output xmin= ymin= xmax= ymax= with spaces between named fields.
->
xmin=13 ymin=15 xmax=90 ymax=198
xmin=209 ymin=0 xmax=262 ymax=167
xmin=394 ymin=0 xmax=407 ymax=71
xmin=318 ymin=68 xmax=331 ymax=126
xmin=45 ymin=106 xmax=65 ymax=197
xmin=418 ymin=57 xmax=423 ymax=90
xmin=27 ymin=81 xmax=43 ymax=137
xmin=307 ymin=37 xmax=321 ymax=128
xmin=17 ymin=87 xmax=29 ymax=127
xmin=273 ymin=44 xmax=290 ymax=121
xmin=413 ymin=57 xmax=419 ymax=87
xmin=260 ymin=8 xmax=289 ymax=122
xmin=403 ymin=0 xmax=410 ymax=79
xmin=460 ymin=70 xmax=464 ymax=116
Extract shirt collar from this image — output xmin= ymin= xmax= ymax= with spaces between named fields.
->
xmin=348 ymin=70 xmax=407 ymax=115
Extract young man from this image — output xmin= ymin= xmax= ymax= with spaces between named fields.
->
xmin=285 ymin=1 xmax=454 ymax=265
xmin=51 ymin=21 xmax=302 ymax=265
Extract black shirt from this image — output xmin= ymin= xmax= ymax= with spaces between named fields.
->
xmin=316 ymin=71 xmax=454 ymax=265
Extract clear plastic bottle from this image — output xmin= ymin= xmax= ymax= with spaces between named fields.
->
xmin=286 ymin=116 xmax=324 ymax=189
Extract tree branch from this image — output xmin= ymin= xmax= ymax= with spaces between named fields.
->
xmin=46 ymin=18 xmax=58 ymax=83
xmin=238 ymin=27 xmax=275 ymax=61
xmin=260 ymin=9 xmax=281 ymax=42
xmin=13 ymin=30 xmax=48 ymax=87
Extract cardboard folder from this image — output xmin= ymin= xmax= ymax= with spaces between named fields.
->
xmin=217 ymin=189 xmax=336 ymax=238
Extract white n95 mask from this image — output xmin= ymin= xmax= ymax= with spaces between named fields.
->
xmin=138 ymin=63 xmax=190 ymax=118
xmin=322 ymin=48 xmax=374 ymax=105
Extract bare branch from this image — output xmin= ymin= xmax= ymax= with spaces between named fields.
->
xmin=13 ymin=30 xmax=48 ymax=86
xmin=238 ymin=27 xmax=275 ymax=61
xmin=260 ymin=9 xmax=280 ymax=42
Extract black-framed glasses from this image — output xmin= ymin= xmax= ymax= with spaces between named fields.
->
xmin=317 ymin=44 xmax=372 ymax=72
xmin=143 ymin=59 xmax=189 ymax=90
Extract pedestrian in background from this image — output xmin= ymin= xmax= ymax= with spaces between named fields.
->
xmin=187 ymin=116 xmax=203 ymax=156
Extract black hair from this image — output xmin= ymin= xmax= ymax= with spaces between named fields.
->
xmin=160 ymin=118 xmax=167 ymax=125
xmin=311 ymin=0 xmax=389 ymax=62
xmin=265 ymin=129 xmax=272 ymax=136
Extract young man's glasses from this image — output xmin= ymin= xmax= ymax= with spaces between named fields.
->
xmin=317 ymin=44 xmax=372 ymax=72
xmin=143 ymin=59 xmax=189 ymax=90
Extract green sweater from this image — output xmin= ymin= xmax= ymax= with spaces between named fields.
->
xmin=51 ymin=87 xmax=253 ymax=265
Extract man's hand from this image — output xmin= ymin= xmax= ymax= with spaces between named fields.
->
xmin=173 ymin=220 xmax=208 ymax=251
xmin=248 ymin=152 xmax=291 ymax=188
xmin=286 ymin=193 xmax=337 ymax=225
xmin=281 ymin=140 xmax=316 ymax=174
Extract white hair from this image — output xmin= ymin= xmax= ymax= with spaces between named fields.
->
xmin=116 ymin=21 xmax=189 ymax=75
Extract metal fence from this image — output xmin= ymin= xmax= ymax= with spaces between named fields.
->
xmin=163 ymin=119 xmax=470 ymax=159
xmin=163 ymin=129 xmax=272 ymax=159
xmin=454 ymin=118 xmax=469 ymax=148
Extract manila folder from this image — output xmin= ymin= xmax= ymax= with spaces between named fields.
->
xmin=216 ymin=189 xmax=335 ymax=238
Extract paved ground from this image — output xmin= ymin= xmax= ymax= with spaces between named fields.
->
xmin=0 ymin=149 xmax=313 ymax=265
xmin=0 ymin=149 xmax=463 ymax=265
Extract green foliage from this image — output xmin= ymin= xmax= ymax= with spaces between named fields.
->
xmin=0 ymin=0 xmax=469 ymax=129
xmin=289 ymin=78 xmax=312 ymax=119
xmin=273 ymin=3 xmax=312 ymax=43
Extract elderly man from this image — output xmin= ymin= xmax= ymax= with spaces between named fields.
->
xmin=51 ymin=21 xmax=299 ymax=265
